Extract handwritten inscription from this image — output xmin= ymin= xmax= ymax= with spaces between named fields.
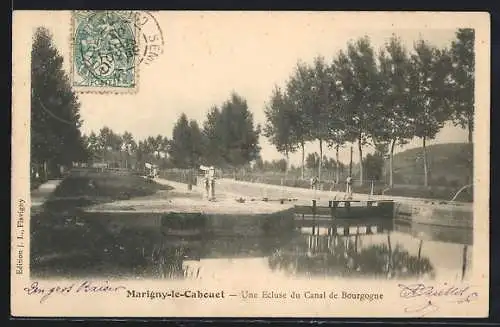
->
xmin=398 ymin=283 xmax=479 ymax=316
xmin=24 ymin=281 xmax=127 ymax=303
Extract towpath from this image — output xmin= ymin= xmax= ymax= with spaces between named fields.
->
xmin=190 ymin=178 xmax=472 ymax=208
xmin=31 ymin=179 xmax=62 ymax=208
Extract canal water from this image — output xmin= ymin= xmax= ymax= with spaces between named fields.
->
xmin=30 ymin=204 xmax=473 ymax=282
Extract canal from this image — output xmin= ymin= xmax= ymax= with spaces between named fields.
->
xmin=30 ymin=204 xmax=473 ymax=282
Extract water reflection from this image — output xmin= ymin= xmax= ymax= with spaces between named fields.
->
xmin=31 ymin=206 xmax=472 ymax=281
xmin=268 ymin=232 xmax=435 ymax=280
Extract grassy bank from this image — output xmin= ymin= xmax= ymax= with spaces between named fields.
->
xmin=31 ymin=168 xmax=174 ymax=278
xmin=50 ymin=168 xmax=172 ymax=200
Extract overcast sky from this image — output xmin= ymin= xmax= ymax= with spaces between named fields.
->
xmin=27 ymin=11 xmax=473 ymax=165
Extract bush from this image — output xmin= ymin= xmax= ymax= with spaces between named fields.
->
xmin=50 ymin=169 xmax=172 ymax=200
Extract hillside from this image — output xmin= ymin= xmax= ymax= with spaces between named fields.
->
xmin=391 ymin=142 xmax=473 ymax=187
xmin=349 ymin=142 xmax=473 ymax=187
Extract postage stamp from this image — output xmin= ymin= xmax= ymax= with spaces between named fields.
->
xmin=12 ymin=11 xmax=490 ymax=319
xmin=71 ymin=10 xmax=164 ymax=93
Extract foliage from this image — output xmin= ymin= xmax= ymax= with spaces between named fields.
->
xmin=306 ymin=152 xmax=319 ymax=170
xmin=202 ymin=106 xmax=223 ymax=166
xmin=286 ymin=61 xmax=315 ymax=177
xmin=449 ymin=28 xmax=475 ymax=143
xmin=363 ymin=153 xmax=384 ymax=181
xmin=374 ymin=36 xmax=412 ymax=143
xmin=168 ymin=114 xmax=203 ymax=169
xmin=333 ymin=37 xmax=383 ymax=185
xmin=31 ymin=27 xmax=88 ymax=177
xmin=408 ymin=40 xmax=453 ymax=141
xmin=407 ymin=39 xmax=454 ymax=186
xmin=263 ymin=86 xmax=298 ymax=160
xmin=67 ymin=28 xmax=474 ymax=191
xmin=202 ymin=93 xmax=261 ymax=168
xmin=260 ymin=30 xmax=473 ymax=188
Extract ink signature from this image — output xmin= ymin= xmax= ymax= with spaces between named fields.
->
xmin=24 ymin=280 xmax=127 ymax=303
xmin=398 ymin=283 xmax=479 ymax=317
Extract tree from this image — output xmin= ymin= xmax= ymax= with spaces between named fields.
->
xmin=408 ymin=40 xmax=453 ymax=186
xmin=210 ymin=93 xmax=261 ymax=168
xmin=136 ymin=140 xmax=147 ymax=166
xmin=363 ymin=153 xmax=384 ymax=181
xmin=169 ymin=113 xmax=192 ymax=168
xmin=151 ymin=134 xmax=166 ymax=159
xmin=188 ymin=120 xmax=203 ymax=168
xmin=327 ymin=62 xmax=349 ymax=184
xmin=202 ymin=106 xmax=223 ymax=166
xmin=308 ymin=56 xmax=337 ymax=182
xmin=286 ymin=61 xmax=314 ymax=180
xmin=334 ymin=37 xmax=382 ymax=186
xmin=263 ymin=85 xmax=298 ymax=177
xmin=322 ymin=156 xmax=336 ymax=170
xmin=253 ymin=157 xmax=265 ymax=171
xmin=306 ymin=152 xmax=320 ymax=170
xmin=85 ymin=131 xmax=101 ymax=160
xmin=375 ymin=35 xmax=415 ymax=187
xmin=167 ymin=114 xmax=203 ymax=169
xmin=120 ymin=131 xmax=136 ymax=168
xmin=98 ymin=127 xmax=122 ymax=151
xmin=31 ymin=27 xmax=88 ymax=177
xmin=273 ymin=159 xmax=288 ymax=172
xmin=121 ymin=131 xmax=136 ymax=153
xmin=449 ymin=28 xmax=475 ymax=144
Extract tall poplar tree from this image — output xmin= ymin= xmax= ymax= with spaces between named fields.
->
xmin=263 ymin=85 xmax=298 ymax=176
xmin=408 ymin=40 xmax=453 ymax=186
xmin=31 ymin=27 xmax=88 ymax=178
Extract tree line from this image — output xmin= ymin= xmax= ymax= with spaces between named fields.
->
xmin=252 ymin=154 xmax=347 ymax=175
xmin=263 ymin=29 xmax=474 ymax=187
xmin=81 ymin=92 xmax=261 ymax=172
xmin=168 ymin=93 xmax=261 ymax=169
xmin=31 ymin=26 xmax=473 ymax=190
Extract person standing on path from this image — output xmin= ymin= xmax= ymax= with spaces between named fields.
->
xmin=201 ymin=166 xmax=210 ymax=200
xmin=208 ymin=166 xmax=216 ymax=201
xmin=310 ymin=176 xmax=319 ymax=190
xmin=345 ymin=176 xmax=353 ymax=199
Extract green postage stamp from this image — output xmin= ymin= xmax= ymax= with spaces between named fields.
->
xmin=71 ymin=11 xmax=164 ymax=93
xmin=71 ymin=11 xmax=138 ymax=92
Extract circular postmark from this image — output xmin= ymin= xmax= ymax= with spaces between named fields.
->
xmin=74 ymin=11 xmax=164 ymax=87
xmin=121 ymin=11 xmax=165 ymax=66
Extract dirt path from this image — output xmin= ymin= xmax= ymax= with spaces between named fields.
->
xmin=85 ymin=177 xmax=294 ymax=215
xmin=215 ymin=178 xmax=473 ymax=208
xmin=153 ymin=177 xmax=246 ymax=201
xmin=31 ymin=179 xmax=62 ymax=207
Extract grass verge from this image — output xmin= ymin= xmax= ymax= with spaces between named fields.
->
xmin=31 ymin=168 xmax=174 ymax=278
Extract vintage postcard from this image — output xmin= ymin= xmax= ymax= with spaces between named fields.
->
xmin=12 ymin=11 xmax=490 ymax=318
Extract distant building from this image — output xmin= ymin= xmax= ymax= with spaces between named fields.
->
xmin=92 ymin=162 xmax=109 ymax=169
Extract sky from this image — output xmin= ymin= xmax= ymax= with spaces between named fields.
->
xmin=26 ymin=11 xmax=473 ymax=165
